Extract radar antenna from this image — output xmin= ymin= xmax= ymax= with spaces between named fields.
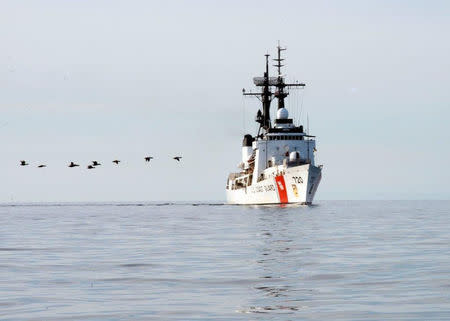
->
xmin=243 ymin=53 xmax=273 ymax=132
xmin=273 ymin=43 xmax=306 ymax=110
xmin=273 ymin=42 xmax=286 ymax=76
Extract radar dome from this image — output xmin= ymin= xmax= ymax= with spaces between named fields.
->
xmin=277 ymin=108 xmax=289 ymax=119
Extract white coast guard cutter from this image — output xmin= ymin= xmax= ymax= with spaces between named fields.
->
xmin=226 ymin=45 xmax=322 ymax=205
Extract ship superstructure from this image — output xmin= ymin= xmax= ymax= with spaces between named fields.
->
xmin=226 ymin=45 xmax=322 ymax=205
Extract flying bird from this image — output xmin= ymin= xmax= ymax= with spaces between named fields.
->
xmin=173 ymin=156 xmax=182 ymax=162
xmin=68 ymin=162 xmax=79 ymax=168
xmin=145 ymin=156 xmax=154 ymax=162
xmin=37 ymin=164 xmax=46 ymax=168
xmin=112 ymin=160 xmax=120 ymax=164
xmin=92 ymin=161 xmax=101 ymax=166
xmin=87 ymin=165 xmax=95 ymax=169
xmin=20 ymin=160 xmax=29 ymax=166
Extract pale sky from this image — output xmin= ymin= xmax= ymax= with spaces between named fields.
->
xmin=1 ymin=0 xmax=449 ymax=202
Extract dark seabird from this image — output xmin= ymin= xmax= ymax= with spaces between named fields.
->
xmin=37 ymin=164 xmax=46 ymax=168
xmin=92 ymin=161 xmax=101 ymax=166
xmin=87 ymin=165 xmax=95 ymax=169
xmin=20 ymin=160 xmax=29 ymax=166
xmin=145 ymin=156 xmax=154 ymax=162
xmin=173 ymin=156 xmax=182 ymax=162
xmin=68 ymin=162 xmax=80 ymax=168
xmin=112 ymin=160 xmax=120 ymax=164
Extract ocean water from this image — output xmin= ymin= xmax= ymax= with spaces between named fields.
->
xmin=0 ymin=201 xmax=449 ymax=320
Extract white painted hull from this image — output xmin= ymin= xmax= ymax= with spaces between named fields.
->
xmin=226 ymin=164 xmax=321 ymax=205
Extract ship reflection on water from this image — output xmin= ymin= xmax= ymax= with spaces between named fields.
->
xmin=239 ymin=207 xmax=315 ymax=315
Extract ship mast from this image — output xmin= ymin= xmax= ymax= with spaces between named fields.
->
xmin=273 ymin=45 xmax=287 ymax=109
xmin=242 ymin=44 xmax=306 ymax=135
xmin=243 ymin=54 xmax=273 ymax=132
xmin=261 ymin=54 xmax=272 ymax=130
xmin=273 ymin=44 xmax=306 ymax=110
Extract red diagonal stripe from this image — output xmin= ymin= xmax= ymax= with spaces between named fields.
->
xmin=275 ymin=175 xmax=288 ymax=204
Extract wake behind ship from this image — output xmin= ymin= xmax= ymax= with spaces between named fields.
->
xmin=226 ymin=45 xmax=322 ymax=205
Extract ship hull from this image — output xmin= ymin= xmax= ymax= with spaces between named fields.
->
xmin=226 ymin=164 xmax=322 ymax=205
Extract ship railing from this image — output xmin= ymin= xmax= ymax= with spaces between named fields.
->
xmin=229 ymin=173 xmax=253 ymax=190
xmin=287 ymin=159 xmax=311 ymax=167
xmin=228 ymin=172 xmax=243 ymax=180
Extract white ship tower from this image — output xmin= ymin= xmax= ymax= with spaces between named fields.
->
xmin=226 ymin=45 xmax=322 ymax=205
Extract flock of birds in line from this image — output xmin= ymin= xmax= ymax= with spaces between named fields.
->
xmin=18 ymin=156 xmax=183 ymax=169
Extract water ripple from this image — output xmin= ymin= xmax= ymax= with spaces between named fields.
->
xmin=0 ymin=201 xmax=449 ymax=320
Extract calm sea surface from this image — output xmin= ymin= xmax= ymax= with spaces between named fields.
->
xmin=0 ymin=201 xmax=449 ymax=320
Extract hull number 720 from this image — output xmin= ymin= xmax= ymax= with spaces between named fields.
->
xmin=292 ymin=176 xmax=303 ymax=184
